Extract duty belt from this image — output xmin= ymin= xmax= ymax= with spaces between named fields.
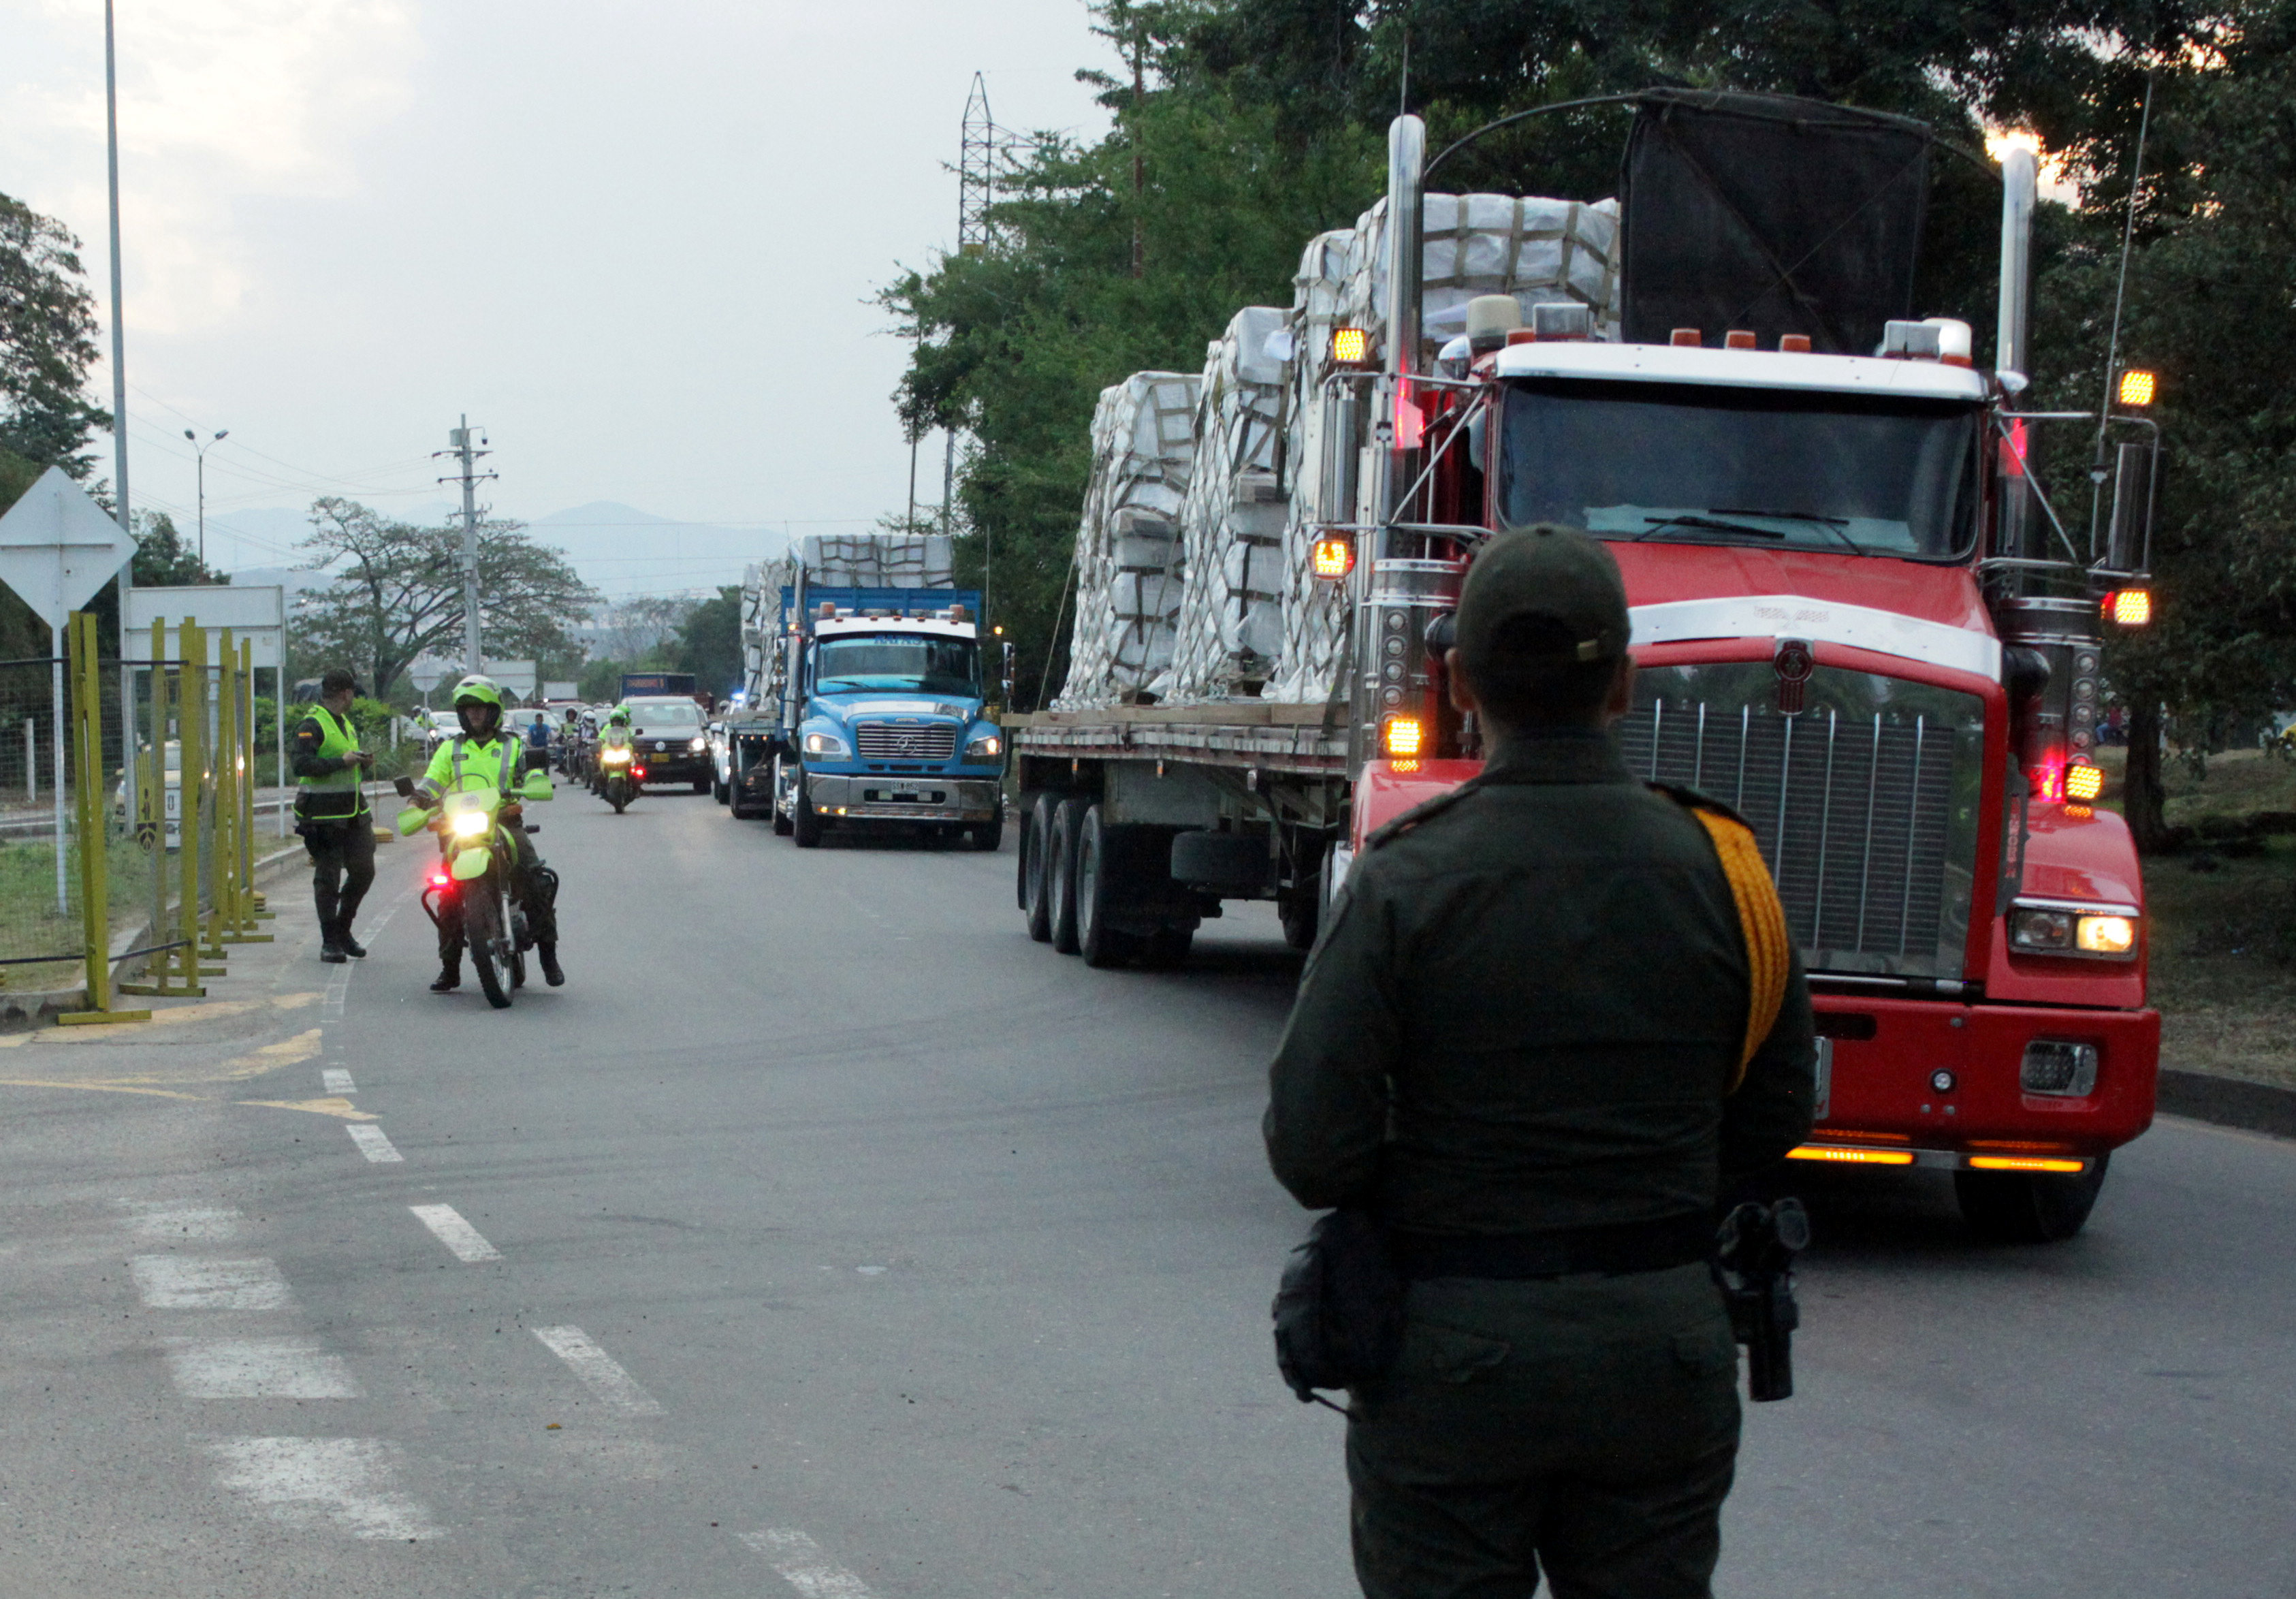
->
xmin=1391 ymin=1212 xmax=1713 ymax=1281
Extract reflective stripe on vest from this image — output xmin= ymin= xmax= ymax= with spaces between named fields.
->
xmin=447 ymin=734 xmax=520 ymax=795
xmin=297 ymin=706 xmax=366 ymax=820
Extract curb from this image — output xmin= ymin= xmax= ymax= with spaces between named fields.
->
xmin=2158 ymin=1069 xmax=2296 ymax=1141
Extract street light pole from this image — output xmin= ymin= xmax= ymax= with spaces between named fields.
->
xmin=182 ymin=428 xmax=227 ymax=571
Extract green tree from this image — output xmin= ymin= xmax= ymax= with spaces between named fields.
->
xmin=292 ymin=497 xmax=601 ymax=701
xmin=673 ymin=586 xmax=744 ymax=697
xmin=131 ymin=509 xmax=228 ymax=587
xmin=0 ymin=191 xmax=108 ymax=476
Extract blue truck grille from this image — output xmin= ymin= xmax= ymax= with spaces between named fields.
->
xmin=854 ymin=723 xmax=959 ymax=762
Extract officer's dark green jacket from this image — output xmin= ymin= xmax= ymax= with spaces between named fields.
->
xmin=1266 ymin=727 xmax=1817 ymax=1234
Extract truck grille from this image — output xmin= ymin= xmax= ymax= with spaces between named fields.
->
xmin=854 ymin=722 xmax=959 ymax=762
xmin=1615 ymin=664 xmax=1984 ymax=978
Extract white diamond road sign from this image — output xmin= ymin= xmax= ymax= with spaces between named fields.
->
xmin=0 ymin=466 xmax=135 ymax=627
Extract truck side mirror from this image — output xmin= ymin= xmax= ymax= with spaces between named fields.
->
xmin=2105 ymin=441 xmax=2152 ymax=574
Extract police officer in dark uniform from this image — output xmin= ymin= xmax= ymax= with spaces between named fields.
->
xmin=291 ymin=667 xmax=377 ymax=964
xmin=1265 ymin=525 xmax=1816 ymax=1599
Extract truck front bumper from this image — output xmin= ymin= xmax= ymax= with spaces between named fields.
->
xmin=806 ymin=774 xmax=1002 ymax=824
xmin=1804 ymin=994 xmax=2160 ymax=1160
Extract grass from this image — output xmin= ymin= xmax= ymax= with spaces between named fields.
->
xmin=0 ymin=826 xmax=176 ymax=980
xmin=2094 ymin=745 xmax=2296 ymax=1090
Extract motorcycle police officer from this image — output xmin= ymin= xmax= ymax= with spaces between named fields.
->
xmin=413 ymin=675 xmax=565 ymax=993
xmin=291 ymin=667 xmax=376 ymax=964
xmin=1264 ymin=526 xmax=1816 ymax=1599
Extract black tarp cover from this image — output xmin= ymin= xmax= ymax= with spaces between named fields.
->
xmin=1619 ymin=91 xmax=1932 ymax=355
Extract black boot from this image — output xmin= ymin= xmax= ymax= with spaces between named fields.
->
xmin=430 ymin=955 xmax=461 ymax=992
xmin=539 ymin=943 xmax=564 ymax=987
xmin=321 ymin=935 xmax=347 ymax=964
xmin=335 ymin=920 xmax=368 ymax=960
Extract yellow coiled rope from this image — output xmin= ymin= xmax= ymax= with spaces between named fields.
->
xmin=1687 ymin=808 xmax=1792 ymax=1090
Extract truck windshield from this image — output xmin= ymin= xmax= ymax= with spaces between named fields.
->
xmin=1497 ymin=378 xmax=1981 ymax=559
xmin=626 ymin=701 xmax=702 ymax=728
xmin=814 ymin=635 xmax=979 ymax=697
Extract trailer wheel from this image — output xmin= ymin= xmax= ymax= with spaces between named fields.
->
xmin=1047 ymin=796 xmax=1087 ymax=954
xmin=714 ymin=774 xmax=730 ymax=804
xmin=771 ymin=757 xmax=795 ymax=835
xmin=1955 ymin=1153 xmax=2110 ymax=1244
xmin=1075 ymin=804 xmax=1142 ymax=968
xmin=1021 ymin=793 xmax=1057 ymax=941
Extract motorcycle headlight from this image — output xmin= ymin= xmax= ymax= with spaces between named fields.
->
xmin=601 ymin=748 xmax=631 ymax=764
xmin=450 ymin=809 xmax=491 ymax=838
xmin=688 ymin=735 xmax=708 ymax=753
xmin=964 ymin=732 xmax=1002 ymax=761
xmin=803 ymin=730 xmax=849 ymax=758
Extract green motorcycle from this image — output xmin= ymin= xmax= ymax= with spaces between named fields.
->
xmin=397 ymin=767 xmax=555 ymax=1010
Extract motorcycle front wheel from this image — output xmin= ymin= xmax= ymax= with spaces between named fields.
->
xmin=466 ymin=882 xmax=513 ymax=1010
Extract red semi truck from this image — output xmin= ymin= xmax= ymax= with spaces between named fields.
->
xmin=1010 ymin=91 xmax=2162 ymax=1242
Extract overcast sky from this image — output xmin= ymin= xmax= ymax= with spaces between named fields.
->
xmin=1 ymin=0 xmax=1112 ymax=593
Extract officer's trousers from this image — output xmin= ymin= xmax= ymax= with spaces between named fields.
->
xmin=434 ymin=828 xmax=558 ymax=962
xmin=302 ymin=817 xmax=376 ymax=938
xmin=1345 ymin=1264 xmax=1741 ymax=1599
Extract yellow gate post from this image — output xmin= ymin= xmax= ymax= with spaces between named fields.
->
xmin=243 ymin=639 xmax=273 ymax=919
xmin=121 ymin=621 xmax=202 ymax=998
xmin=214 ymin=627 xmax=242 ymax=931
xmin=180 ymin=622 xmax=226 ymax=974
xmin=59 ymin=610 xmax=150 ymax=1026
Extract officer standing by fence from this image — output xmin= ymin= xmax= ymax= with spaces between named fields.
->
xmin=1265 ymin=526 xmax=1816 ymax=1599
xmin=292 ymin=667 xmax=376 ymax=964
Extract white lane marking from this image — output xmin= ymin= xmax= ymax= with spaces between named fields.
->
xmin=409 ymin=1204 xmax=501 ymax=1263
xmin=321 ymin=1068 xmax=355 ymax=1095
xmin=165 ymin=1337 xmax=359 ymax=1398
xmin=739 ymin=1529 xmax=878 ymax=1599
xmin=323 ymin=963 xmax=351 ymax=1020
xmin=118 ymin=1202 xmax=242 ymax=1240
xmin=347 ymin=1124 xmax=402 ymax=1163
xmin=205 ymin=1437 xmax=441 ymax=1540
xmin=130 ymin=1256 xmax=292 ymax=1310
xmin=530 ymin=1326 xmax=662 ymax=1415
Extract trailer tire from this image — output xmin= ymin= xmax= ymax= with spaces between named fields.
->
xmin=793 ymin=772 xmax=825 ymax=849
xmin=771 ymin=757 xmax=795 ymax=835
xmin=1074 ymin=804 xmax=1141 ymax=968
xmin=1047 ymin=796 xmax=1087 ymax=954
xmin=1021 ymin=793 xmax=1057 ymax=941
xmin=1277 ymin=851 xmax=1323 ymax=951
xmin=1955 ymin=1153 xmax=2110 ymax=1244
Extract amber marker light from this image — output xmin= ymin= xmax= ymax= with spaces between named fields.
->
xmin=1787 ymin=1145 xmax=1915 ymax=1166
xmin=1311 ymin=537 xmax=1356 ymax=580
xmin=2117 ymin=368 xmax=2156 ymax=407
xmin=1968 ymin=1155 xmax=2087 ymax=1174
xmin=1382 ymin=715 xmax=1424 ymax=759
xmin=1331 ymin=326 xmax=1371 ymax=364
xmin=2107 ymin=588 xmax=2152 ymax=627
xmin=2064 ymin=761 xmax=2105 ymax=803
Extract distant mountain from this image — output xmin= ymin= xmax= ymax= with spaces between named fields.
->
xmin=217 ymin=498 xmax=793 ymax=602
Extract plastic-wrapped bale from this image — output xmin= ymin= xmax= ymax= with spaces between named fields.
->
xmin=1053 ymin=372 xmax=1199 ymax=709
xmin=795 ymin=532 xmax=955 ymax=588
xmin=1265 ymin=229 xmax=1364 ymax=703
xmin=1158 ymin=306 xmax=1292 ymax=701
xmin=1341 ymin=192 xmax=1622 ymax=349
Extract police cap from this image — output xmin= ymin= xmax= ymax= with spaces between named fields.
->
xmin=1455 ymin=524 xmax=1629 ymax=669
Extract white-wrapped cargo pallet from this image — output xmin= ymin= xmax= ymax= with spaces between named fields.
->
xmin=1053 ymin=373 xmax=1199 ymax=709
xmin=1264 ymin=194 xmax=1621 ymax=702
xmin=1156 ymin=305 xmax=1292 ymax=702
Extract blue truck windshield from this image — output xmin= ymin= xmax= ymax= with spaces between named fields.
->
xmin=1497 ymin=378 xmax=1981 ymax=560
xmin=814 ymin=635 xmax=980 ymax=697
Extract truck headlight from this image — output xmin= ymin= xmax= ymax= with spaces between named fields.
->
xmin=802 ymin=730 xmax=849 ymax=758
xmin=2008 ymin=901 xmax=2139 ymax=961
xmin=965 ymin=733 xmax=1002 ymax=761
xmin=2020 ymin=1040 xmax=2099 ymax=1097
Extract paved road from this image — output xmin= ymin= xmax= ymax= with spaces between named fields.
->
xmin=1 ymin=786 xmax=2290 ymax=1596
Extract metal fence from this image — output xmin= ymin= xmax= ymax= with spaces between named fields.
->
xmin=0 ymin=614 xmax=278 ymax=1015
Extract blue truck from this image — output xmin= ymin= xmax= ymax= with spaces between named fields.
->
xmin=739 ymin=537 xmax=1008 ymax=849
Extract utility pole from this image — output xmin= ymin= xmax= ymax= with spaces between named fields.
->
xmin=436 ymin=417 xmax=495 ymax=675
